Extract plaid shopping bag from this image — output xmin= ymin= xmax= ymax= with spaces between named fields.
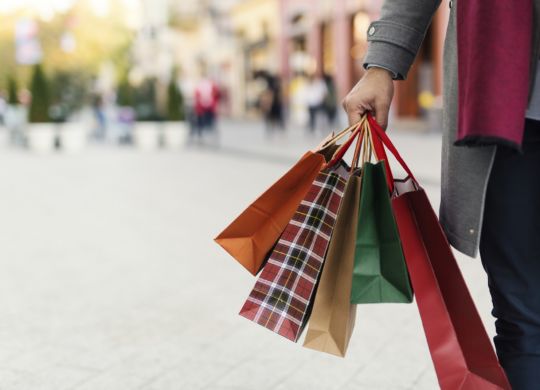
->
xmin=240 ymin=164 xmax=349 ymax=341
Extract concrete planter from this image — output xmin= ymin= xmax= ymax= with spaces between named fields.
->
xmin=4 ymin=105 xmax=27 ymax=146
xmin=0 ymin=127 xmax=9 ymax=148
xmin=27 ymin=123 xmax=56 ymax=153
xmin=162 ymin=121 xmax=188 ymax=149
xmin=60 ymin=122 xmax=87 ymax=153
xmin=133 ymin=122 xmax=160 ymax=150
xmin=4 ymin=105 xmax=25 ymax=130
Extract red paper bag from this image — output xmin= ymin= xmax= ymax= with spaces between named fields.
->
xmin=368 ymin=114 xmax=511 ymax=390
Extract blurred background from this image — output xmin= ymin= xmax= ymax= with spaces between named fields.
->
xmin=0 ymin=0 xmax=449 ymax=148
xmin=0 ymin=1 xmax=493 ymax=390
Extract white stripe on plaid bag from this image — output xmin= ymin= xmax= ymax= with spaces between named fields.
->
xmin=286 ymin=221 xmax=333 ymax=241
xmin=244 ymin=294 xmax=304 ymax=327
xmin=256 ymin=278 xmax=313 ymax=305
xmin=267 ymin=244 xmax=326 ymax=268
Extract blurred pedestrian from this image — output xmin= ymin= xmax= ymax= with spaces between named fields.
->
xmin=258 ymin=76 xmax=284 ymax=135
xmin=305 ymin=74 xmax=327 ymax=132
xmin=342 ymin=1 xmax=540 ymax=388
xmin=178 ymin=77 xmax=197 ymax=136
xmin=91 ymin=93 xmax=107 ymax=141
xmin=323 ymin=74 xmax=338 ymax=127
xmin=194 ymin=76 xmax=220 ymax=138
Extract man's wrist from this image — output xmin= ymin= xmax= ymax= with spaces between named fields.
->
xmin=366 ymin=64 xmax=398 ymax=79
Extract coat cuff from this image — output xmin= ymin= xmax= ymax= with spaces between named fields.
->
xmin=363 ymin=20 xmax=426 ymax=80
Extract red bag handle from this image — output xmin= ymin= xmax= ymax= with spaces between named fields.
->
xmin=367 ymin=113 xmax=419 ymax=187
xmin=364 ymin=120 xmax=395 ymax=191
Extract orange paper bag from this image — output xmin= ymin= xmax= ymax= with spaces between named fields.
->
xmin=215 ymin=150 xmax=327 ymax=275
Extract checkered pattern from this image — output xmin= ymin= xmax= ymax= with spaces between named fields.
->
xmin=240 ymin=168 xmax=347 ymax=341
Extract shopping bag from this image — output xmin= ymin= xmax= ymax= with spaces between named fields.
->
xmin=303 ymin=172 xmax=361 ymax=356
xmin=368 ymin=114 xmax=511 ymax=390
xmin=214 ymin=129 xmax=347 ymax=275
xmin=239 ymin=126 xmax=364 ymax=341
xmin=302 ymin=130 xmax=367 ymax=356
xmin=350 ymin=124 xmax=413 ymax=304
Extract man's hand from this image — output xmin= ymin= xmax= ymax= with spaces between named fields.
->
xmin=342 ymin=67 xmax=394 ymax=129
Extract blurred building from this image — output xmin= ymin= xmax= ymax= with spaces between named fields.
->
xmin=227 ymin=0 xmax=449 ymax=122
xmin=164 ymin=0 xmax=238 ymax=116
xmin=159 ymin=0 xmax=449 ymax=122
xmin=229 ymin=0 xmax=280 ymax=117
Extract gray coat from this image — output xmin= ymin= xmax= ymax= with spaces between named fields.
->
xmin=364 ymin=0 xmax=540 ymax=257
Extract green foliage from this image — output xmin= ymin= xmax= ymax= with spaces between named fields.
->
xmin=0 ymin=0 xmax=134 ymax=96
xmin=116 ymin=79 xmax=134 ymax=107
xmin=166 ymin=79 xmax=185 ymax=121
xmin=7 ymin=77 xmax=18 ymax=105
xmin=28 ymin=64 xmax=52 ymax=123
xmin=49 ymin=71 xmax=89 ymax=122
xmin=134 ymin=78 xmax=162 ymax=122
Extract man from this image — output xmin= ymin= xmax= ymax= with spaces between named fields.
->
xmin=342 ymin=1 xmax=540 ymax=388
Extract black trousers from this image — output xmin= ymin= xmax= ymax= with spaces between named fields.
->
xmin=480 ymin=119 xmax=540 ymax=389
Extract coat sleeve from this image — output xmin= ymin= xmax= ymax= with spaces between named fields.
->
xmin=363 ymin=0 xmax=443 ymax=80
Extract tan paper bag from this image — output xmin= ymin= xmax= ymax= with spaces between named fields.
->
xmin=303 ymin=174 xmax=361 ymax=357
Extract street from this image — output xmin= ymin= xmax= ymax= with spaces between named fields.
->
xmin=0 ymin=120 xmax=494 ymax=390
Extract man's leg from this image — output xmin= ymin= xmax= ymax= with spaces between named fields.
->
xmin=480 ymin=119 xmax=540 ymax=389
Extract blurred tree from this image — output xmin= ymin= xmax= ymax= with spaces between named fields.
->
xmin=134 ymin=78 xmax=162 ymax=121
xmin=116 ymin=78 xmax=134 ymax=108
xmin=0 ymin=0 xmax=134 ymax=92
xmin=28 ymin=64 xmax=51 ymax=123
xmin=166 ymin=78 xmax=185 ymax=121
xmin=7 ymin=77 xmax=18 ymax=105
xmin=49 ymin=71 xmax=90 ymax=122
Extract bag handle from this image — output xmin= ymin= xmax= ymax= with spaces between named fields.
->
xmin=351 ymin=123 xmax=372 ymax=172
xmin=319 ymin=118 xmax=365 ymax=150
xmin=351 ymin=127 xmax=364 ymax=172
xmin=363 ymin=119 xmax=376 ymax=165
xmin=322 ymin=114 xmax=368 ymax=158
xmin=323 ymin=114 xmax=369 ymax=170
xmin=323 ymin=125 xmax=363 ymax=170
xmin=367 ymin=119 xmax=395 ymax=191
xmin=367 ymin=113 xmax=419 ymax=187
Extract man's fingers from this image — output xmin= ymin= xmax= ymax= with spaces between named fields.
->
xmin=342 ymin=98 xmax=359 ymax=126
xmin=343 ymin=98 xmax=371 ymax=126
xmin=374 ymin=100 xmax=390 ymax=130
xmin=347 ymin=108 xmax=363 ymax=127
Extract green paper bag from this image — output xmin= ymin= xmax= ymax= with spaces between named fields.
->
xmin=351 ymin=162 xmax=413 ymax=304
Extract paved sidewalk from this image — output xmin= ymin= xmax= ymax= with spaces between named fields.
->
xmin=0 ymin=120 xmax=495 ymax=390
